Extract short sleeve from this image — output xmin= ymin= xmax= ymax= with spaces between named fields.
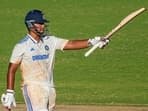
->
xmin=10 ymin=43 xmax=25 ymax=64
xmin=54 ymin=37 xmax=68 ymax=50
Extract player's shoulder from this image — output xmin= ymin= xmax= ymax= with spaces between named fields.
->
xmin=43 ymin=35 xmax=57 ymax=40
xmin=42 ymin=35 xmax=60 ymax=43
xmin=14 ymin=35 xmax=30 ymax=49
xmin=18 ymin=35 xmax=30 ymax=44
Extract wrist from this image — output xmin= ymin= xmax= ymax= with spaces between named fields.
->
xmin=87 ymin=39 xmax=92 ymax=46
xmin=6 ymin=89 xmax=14 ymax=94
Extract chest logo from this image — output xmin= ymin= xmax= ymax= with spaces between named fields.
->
xmin=45 ymin=45 xmax=49 ymax=51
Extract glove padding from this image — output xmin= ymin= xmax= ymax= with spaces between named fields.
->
xmin=1 ymin=89 xmax=16 ymax=109
xmin=88 ymin=36 xmax=109 ymax=48
xmin=88 ymin=36 xmax=101 ymax=46
xmin=97 ymin=38 xmax=109 ymax=48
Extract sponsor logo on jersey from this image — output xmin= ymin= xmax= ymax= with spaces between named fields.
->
xmin=32 ymin=54 xmax=49 ymax=61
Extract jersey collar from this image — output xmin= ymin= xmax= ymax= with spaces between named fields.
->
xmin=27 ymin=34 xmax=43 ymax=44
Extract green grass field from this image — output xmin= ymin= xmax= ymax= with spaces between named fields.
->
xmin=0 ymin=0 xmax=148 ymax=105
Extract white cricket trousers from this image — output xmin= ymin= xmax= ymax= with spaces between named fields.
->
xmin=22 ymin=84 xmax=56 ymax=111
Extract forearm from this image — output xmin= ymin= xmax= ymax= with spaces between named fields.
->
xmin=7 ymin=72 xmax=15 ymax=90
xmin=6 ymin=63 xmax=18 ymax=90
xmin=63 ymin=39 xmax=90 ymax=50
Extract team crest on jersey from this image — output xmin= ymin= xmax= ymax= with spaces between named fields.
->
xmin=45 ymin=45 xmax=49 ymax=51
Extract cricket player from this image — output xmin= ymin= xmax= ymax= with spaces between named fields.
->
xmin=1 ymin=9 xmax=109 ymax=111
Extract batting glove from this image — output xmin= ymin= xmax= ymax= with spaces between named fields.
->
xmin=88 ymin=36 xmax=101 ymax=46
xmin=98 ymin=38 xmax=109 ymax=48
xmin=88 ymin=36 xmax=109 ymax=48
xmin=1 ymin=89 xmax=16 ymax=109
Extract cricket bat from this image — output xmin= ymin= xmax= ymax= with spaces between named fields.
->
xmin=85 ymin=7 xmax=146 ymax=57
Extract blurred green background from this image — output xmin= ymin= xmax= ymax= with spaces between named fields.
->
xmin=0 ymin=0 xmax=148 ymax=105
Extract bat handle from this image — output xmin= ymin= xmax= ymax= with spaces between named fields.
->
xmin=84 ymin=43 xmax=99 ymax=57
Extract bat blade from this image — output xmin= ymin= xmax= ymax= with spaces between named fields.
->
xmin=105 ymin=7 xmax=146 ymax=39
xmin=85 ymin=7 xmax=146 ymax=57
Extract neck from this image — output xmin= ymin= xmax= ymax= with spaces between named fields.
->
xmin=29 ymin=31 xmax=41 ymax=42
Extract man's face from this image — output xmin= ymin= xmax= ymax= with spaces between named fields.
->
xmin=33 ymin=23 xmax=45 ymax=34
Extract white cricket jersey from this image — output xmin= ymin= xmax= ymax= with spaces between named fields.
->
xmin=10 ymin=34 xmax=68 ymax=87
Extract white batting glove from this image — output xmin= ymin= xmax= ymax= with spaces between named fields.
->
xmin=98 ymin=38 xmax=109 ymax=48
xmin=88 ymin=36 xmax=109 ymax=48
xmin=1 ymin=89 xmax=16 ymax=109
xmin=88 ymin=36 xmax=101 ymax=46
